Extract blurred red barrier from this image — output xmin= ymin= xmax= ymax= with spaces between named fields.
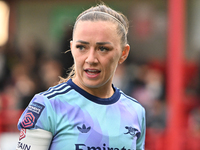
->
xmin=0 ymin=109 xmax=23 ymax=132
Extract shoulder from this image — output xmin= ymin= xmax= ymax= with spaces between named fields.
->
xmin=39 ymin=82 xmax=73 ymax=100
xmin=17 ymin=82 xmax=73 ymax=131
xmin=27 ymin=81 xmax=76 ymax=111
xmin=119 ymin=90 xmax=145 ymax=114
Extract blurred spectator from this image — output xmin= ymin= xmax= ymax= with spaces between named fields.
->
xmin=123 ymin=61 xmax=166 ymax=129
xmin=112 ymin=63 xmax=130 ymax=92
xmin=59 ymin=27 xmax=74 ymax=78
xmin=188 ymin=107 xmax=200 ymax=135
xmin=187 ymin=107 xmax=200 ymax=150
xmin=146 ymin=100 xmax=166 ymax=130
xmin=0 ymin=47 xmax=10 ymax=92
xmin=39 ymin=58 xmax=62 ymax=91
xmin=0 ymin=39 xmax=19 ymax=92
xmin=11 ymin=63 xmax=36 ymax=109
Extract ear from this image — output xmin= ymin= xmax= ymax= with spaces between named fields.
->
xmin=70 ymin=40 xmax=74 ymax=55
xmin=118 ymin=44 xmax=130 ymax=64
xmin=70 ymin=40 xmax=73 ymax=50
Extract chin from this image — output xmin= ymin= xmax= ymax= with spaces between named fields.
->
xmin=84 ymin=82 xmax=102 ymax=89
xmin=83 ymin=78 xmax=110 ymax=90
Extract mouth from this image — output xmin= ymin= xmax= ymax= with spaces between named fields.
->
xmin=84 ymin=69 xmax=101 ymax=77
xmin=84 ymin=69 xmax=101 ymax=74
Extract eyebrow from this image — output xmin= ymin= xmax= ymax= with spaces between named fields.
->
xmin=76 ymin=40 xmax=111 ymax=45
xmin=96 ymin=42 xmax=111 ymax=45
xmin=76 ymin=40 xmax=89 ymax=44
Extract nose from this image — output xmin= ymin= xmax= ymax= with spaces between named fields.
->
xmin=85 ymin=48 xmax=98 ymax=64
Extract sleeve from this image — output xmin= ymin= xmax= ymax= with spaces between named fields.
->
xmin=136 ymin=107 xmax=146 ymax=150
xmin=16 ymin=128 xmax=52 ymax=150
xmin=17 ymin=94 xmax=56 ymax=135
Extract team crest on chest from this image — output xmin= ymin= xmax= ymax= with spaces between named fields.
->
xmin=124 ymin=126 xmax=140 ymax=138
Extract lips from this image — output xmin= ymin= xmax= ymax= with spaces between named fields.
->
xmin=84 ymin=69 xmax=101 ymax=78
xmin=85 ymin=69 xmax=100 ymax=74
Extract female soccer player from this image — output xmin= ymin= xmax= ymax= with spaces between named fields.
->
xmin=16 ymin=3 xmax=146 ymax=150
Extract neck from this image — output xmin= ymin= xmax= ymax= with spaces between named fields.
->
xmin=86 ymin=85 xmax=115 ymax=98
xmin=72 ymin=79 xmax=114 ymax=98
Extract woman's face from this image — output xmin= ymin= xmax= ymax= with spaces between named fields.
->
xmin=71 ymin=20 xmax=129 ymax=93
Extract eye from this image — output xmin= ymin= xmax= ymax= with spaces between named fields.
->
xmin=76 ymin=45 xmax=85 ymax=50
xmin=99 ymin=46 xmax=109 ymax=52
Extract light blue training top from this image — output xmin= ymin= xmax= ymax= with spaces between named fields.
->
xmin=18 ymin=79 xmax=146 ymax=150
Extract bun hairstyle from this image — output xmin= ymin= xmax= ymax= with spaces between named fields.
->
xmin=59 ymin=4 xmax=129 ymax=83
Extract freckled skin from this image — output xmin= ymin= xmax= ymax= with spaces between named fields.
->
xmin=71 ymin=21 xmax=130 ymax=98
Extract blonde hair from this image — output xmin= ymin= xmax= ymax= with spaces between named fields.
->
xmin=59 ymin=4 xmax=129 ymax=83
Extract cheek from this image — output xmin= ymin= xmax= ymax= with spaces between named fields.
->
xmin=105 ymin=55 xmax=120 ymax=70
xmin=71 ymin=49 xmax=83 ymax=65
xmin=74 ymin=57 xmax=83 ymax=67
xmin=72 ymin=53 xmax=81 ymax=70
xmin=112 ymin=52 xmax=122 ymax=64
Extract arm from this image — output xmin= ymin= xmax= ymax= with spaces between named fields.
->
xmin=16 ymin=94 xmax=56 ymax=150
xmin=136 ymin=107 xmax=146 ymax=150
xmin=16 ymin=128 xmax=52 ymax=150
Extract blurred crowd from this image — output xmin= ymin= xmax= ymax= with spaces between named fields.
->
xmin=1 ymin=27 xmax=200 ymax=150
xmin=0 ymin=32 xmax=166 ymax=129
xmin=1 ymin=33 xmax=200 ymax=134
xmin=1 ymin=3 xmax=200 ymax=143
xmin=0 ymin=27 xmax=75 ymax=109
xmin=0 ymin=1 xmax=200 ymax=149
